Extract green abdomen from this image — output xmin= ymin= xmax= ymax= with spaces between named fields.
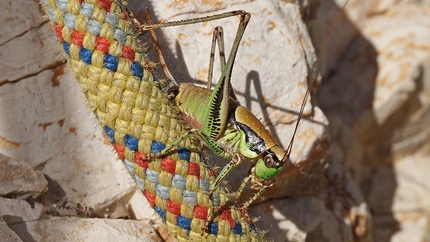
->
xmin=175 ymin=83 xmax=212 ymax=129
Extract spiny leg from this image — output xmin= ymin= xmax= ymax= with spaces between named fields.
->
xmin=241 ymin=186 xmax=268 ymax=209
xmin=237 ymin=167 xmax=274 ymax=209
xmin=235 ymin=168 xmax=253 ymax=200
xmin=207 ymin=26 xmax=226 ymax=89
xmin=148 ymin=129 xmax=197 ymax=159
xmin=143 ymin=9 xmax=197 ymax=158
xmin=210 ymin=154 xmax=243 ymax=192
xmin=144 ymin=8 xmax=177 ymax=87
xmin=204 ymin=154 xmax=242 ymax=233
xmin=207 ymin=26 xmax=239 ymax=102
xmin=234 ymin=173 xmax=260 ymax=226
xmin=139 ymin=11 xmax=248 ymax=31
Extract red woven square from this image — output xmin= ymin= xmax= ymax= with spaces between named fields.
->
xmin=135 ymin=152 xmax=148 ymax=170
xmin=219 ymin=206 xmax=235 ymax=227
xmin=122 ymin=46 xmax=135 ymax=61
xmin=188 ymin=162 xmax=200 ymax=178
xmin=55 ymin=24 xmax=63 ymax=39
xmin=161 ymin=158 xmax=176 ymax=174
xmin=113 ymin=143 xmax=125 ymax=160
xmin=144 ymin=190 xmax=156 ymax=207
xmin=95 ymin=36 xmax=110 ymax=53
xmin=71 ymin=30 xmax=84 ymax=46
xmin=193 ymin=205 xmax=208 ymax=220
xmin=97 ymin=0 xmax=111 ymax=12
xmin=167 ymin=200 xmax=181 ymax=215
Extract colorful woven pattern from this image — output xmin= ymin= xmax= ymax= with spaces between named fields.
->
xmin=39 ymin=0 xmax=265 ymax=240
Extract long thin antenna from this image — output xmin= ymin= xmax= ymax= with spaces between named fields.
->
xmin=285 ymin=0 xmax=350 ymax=158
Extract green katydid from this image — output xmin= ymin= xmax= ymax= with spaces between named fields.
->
xmin=135 ymin=0 xmax=349 ymax=227
xmin=140 ymin=9 xmax=297 ymax=208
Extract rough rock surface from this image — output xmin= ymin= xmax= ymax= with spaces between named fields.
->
xmin=1 ymin=0 xmax=429 ymax=241
xmin=310 ymin=0 xmax=430 ymax=241
xmin=0 ymin=154 xmax=48 ymax=198
xmin=0 ymin=217 xmax=21 ymax=242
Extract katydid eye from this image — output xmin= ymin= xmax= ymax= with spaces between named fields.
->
xmin=264 ymin=153 xmax=280 ymax=168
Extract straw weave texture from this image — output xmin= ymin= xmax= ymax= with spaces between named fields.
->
xmin=39 ymin=0 xmax=265 ymax=240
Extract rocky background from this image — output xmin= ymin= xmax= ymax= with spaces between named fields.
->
xmin=0 ymin=0 xmax=429 ymax=241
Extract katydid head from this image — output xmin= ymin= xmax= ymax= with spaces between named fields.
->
xmin=233 ymin=106 xmax=291 ymax=179
xmin=254 ymin=145 xmax=289 ymax=179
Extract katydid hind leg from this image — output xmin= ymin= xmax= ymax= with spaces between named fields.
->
xmin=144 ymin=8 xmax=177 ymax=88
xmin=208 ymin=26 xmax=240 ymax=101
xmin=207 ymin=27 xmax=225 ymax=89
xmin=139 ymin=10 xmax=248 ymax=31
xmin=214 ymin=27 xmax=227 ymax=72
xmin=201 ymin=12 xmax=251 ymax=141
